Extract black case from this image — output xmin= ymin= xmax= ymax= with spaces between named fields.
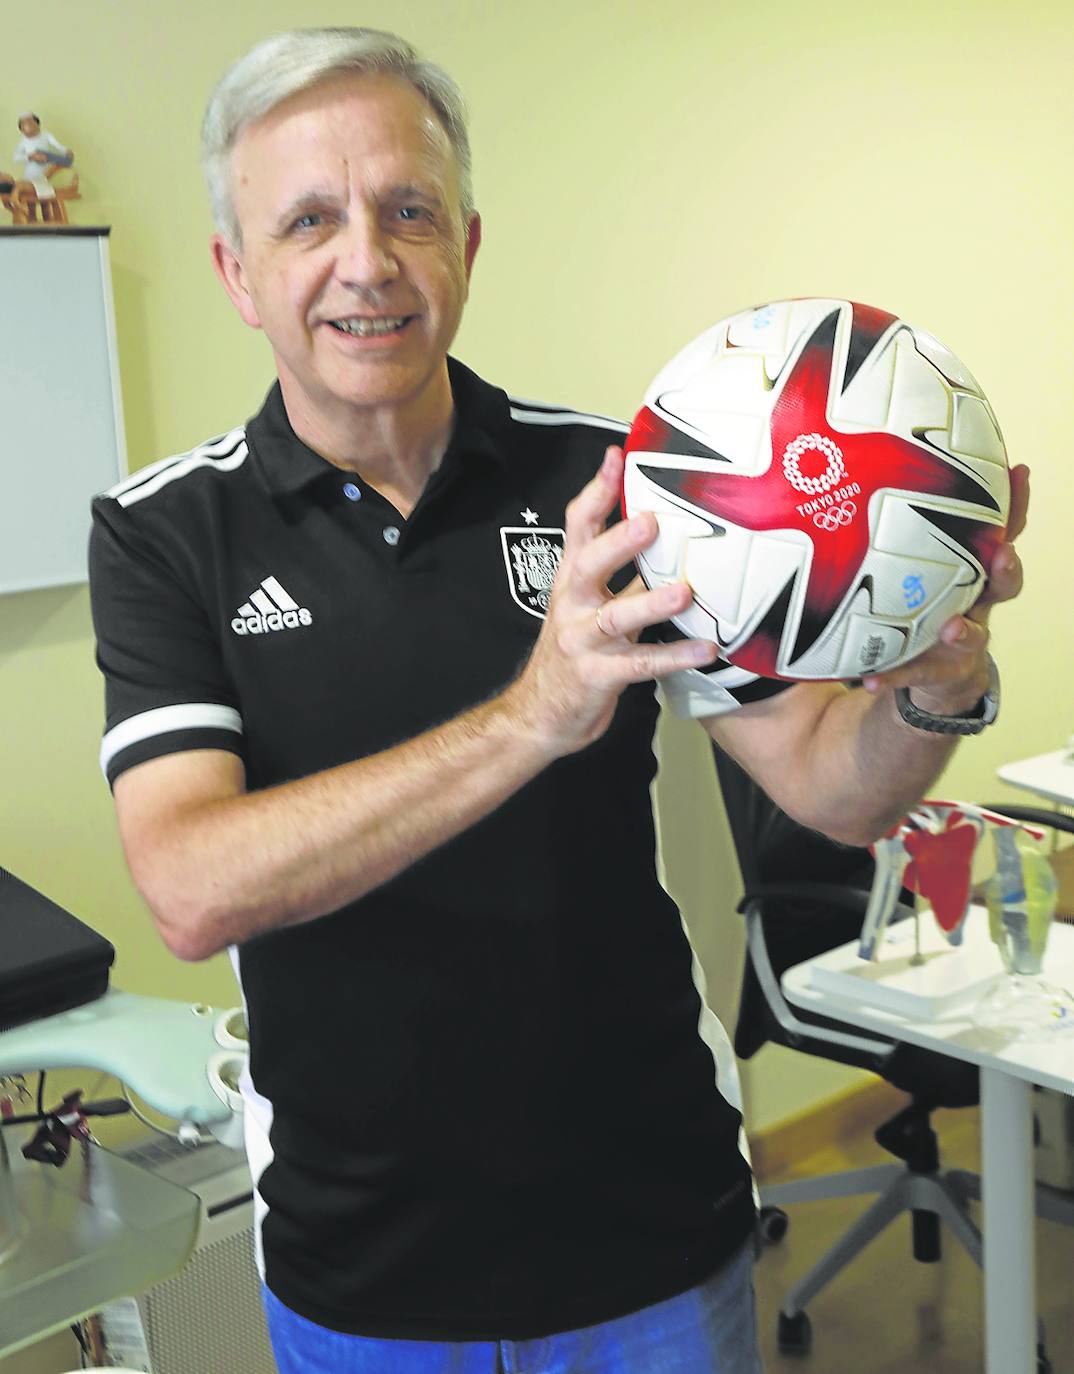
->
xmin=0 ymin=867 xmax=115 ymax=1030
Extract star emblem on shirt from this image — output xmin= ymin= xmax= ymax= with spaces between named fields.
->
xmin=521 ymin=508 xmax=539 ymax=525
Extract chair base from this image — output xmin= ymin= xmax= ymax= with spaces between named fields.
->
xmin=761 ymin=1164 xmax=982 ymax=1318
xmin=761 ymin=1162 xmax=1074 ymax=1320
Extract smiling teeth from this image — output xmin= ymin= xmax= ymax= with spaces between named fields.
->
xmin=330 ymin=316 xmax=408 ymax=337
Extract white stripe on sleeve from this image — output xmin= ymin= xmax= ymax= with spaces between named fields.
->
xmin=116 ymin=443 xmax=249 ymax=508
xmin=508 ymin=406 xmax=630 ymax=434
xmin=100 ymin=703 xmax=243 ymax=777
xmin=106 ymin=428 xmax=246 ymax=500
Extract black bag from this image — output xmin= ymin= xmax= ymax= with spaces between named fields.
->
xmin=0 ymin=867 xmax=114 ymax=1030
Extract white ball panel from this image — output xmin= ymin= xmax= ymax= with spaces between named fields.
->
xmin=855 ymin=545 xmax=962 ymax=619
xmin=831 ymin=334 xmax=899 ymax=430
xmin=835 ymin=616 xmax=909 ymax=678
xmin=871 ymin=490 xmax=991 ymax=569
xmin=662 ymin=353 xmax=773 ymax=429
xmin=678 ymin=410 xmax=767 ymax=467
xmin=949 ymin=392 xmax=1006 ymax=465
xmin=910 ymin=328 xmax=982 ymax=393
xmin=783 ymin=614 xmax=850 ymax=679
xmin=682 ymin=522 xmax=763 ymax=630
xmin=720 ymin=532 xmax=811 ymax=652
xmin=890 ymin=334 xmax=952 ymax=433
xmin=643 ymin=323 xmax=725 ymax=410
xmin=725 ymin=301 xmax=794 ymax=364
xmin=787 ymin=298 xmax=845 ymax=349
xmin=623 ymin=465 xmax=714 ymax=577
xmin=669 ymin=600 xmax=720 ymax=642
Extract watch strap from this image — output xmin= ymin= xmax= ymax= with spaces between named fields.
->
xmin=894 ymin=654 xmax=1000 ymax=736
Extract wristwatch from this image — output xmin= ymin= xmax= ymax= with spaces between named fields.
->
xmin=894 ymin=654 xmax=1000 ymax=735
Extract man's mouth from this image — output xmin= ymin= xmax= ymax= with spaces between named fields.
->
xmin=327 ymin=315 xmax=413 ymax=338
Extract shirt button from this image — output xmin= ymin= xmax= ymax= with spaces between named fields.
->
xmin=383 ymin=526 xmax=401 ymax=546
xmin=343 ymin=482 xmax=361 ymax=502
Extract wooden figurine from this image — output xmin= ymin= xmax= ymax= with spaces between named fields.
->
xmin=6 ymin=112 xmax=80 ymax=225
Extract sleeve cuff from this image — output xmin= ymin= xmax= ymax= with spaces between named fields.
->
xmin=101 ymin=703 xmax=243 ymax=786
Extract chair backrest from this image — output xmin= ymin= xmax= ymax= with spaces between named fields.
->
xmin=713 ymin=745 xmax=878 ymax=1058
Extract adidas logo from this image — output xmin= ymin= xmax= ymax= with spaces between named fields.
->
xmin=231 ymin=577 xmax=313 ymax=636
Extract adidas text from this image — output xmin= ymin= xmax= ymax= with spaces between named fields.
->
xmin=232 ymin=608 xmax=313 ymax=635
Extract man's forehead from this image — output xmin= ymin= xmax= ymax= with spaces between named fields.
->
xmin=229 ymin=73 xmax=461 ymax=228
xmin=238 ymin=72 xmax=449 ymax=161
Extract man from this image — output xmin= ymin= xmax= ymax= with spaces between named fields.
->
xmin=89 ymin=27 xmax=1026 ymax=1374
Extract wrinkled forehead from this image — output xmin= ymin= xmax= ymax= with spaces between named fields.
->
xmin=230 ymin=72 xmax=461 ymax=224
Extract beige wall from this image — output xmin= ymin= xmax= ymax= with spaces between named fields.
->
xmin=3 ymin=0 xmax=1072 ymax=1189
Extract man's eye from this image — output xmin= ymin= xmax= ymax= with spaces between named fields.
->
xmin=398 ymin=206 xmax=431 ymax=222
xmin=292 ymin=213 xmax=323 ymax=231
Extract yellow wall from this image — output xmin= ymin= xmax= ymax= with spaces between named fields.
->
xmin=3 ymin=0 xmax=1073 ymax=1146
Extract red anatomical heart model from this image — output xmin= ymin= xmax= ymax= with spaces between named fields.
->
xmin=903 ymin=818 xmax=980 ymax=932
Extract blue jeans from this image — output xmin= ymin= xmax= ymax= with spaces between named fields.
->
xmin=261 ymin=1242 xmax=764 ymax=1373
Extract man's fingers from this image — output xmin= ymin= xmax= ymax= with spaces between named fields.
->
xmin=568 ymin=510 xmax=659 ymax=591
xmin=1006 ymin=463 xmax=1030 ymax=543
xmin=564 ymin=446 xmax=625 ymax=542
xmin=584 ymin=632 xmax=718 ymax=687
xmin=862 ymin=616 xmax=988 ymax=694
xmin=590 ymin=580 xmax=694 ymax=642
xmin=972 ymin=542 xmax=1024 ymax=614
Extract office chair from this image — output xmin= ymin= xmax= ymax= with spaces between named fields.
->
xmin=714 ymin=746 xmax=1074 ymax=1366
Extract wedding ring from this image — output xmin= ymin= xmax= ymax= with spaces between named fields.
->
xmin=595 ymin=603 xmax=614 ymax=636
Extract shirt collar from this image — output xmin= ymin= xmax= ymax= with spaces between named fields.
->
xmin=245 ymin=356 xmax=512 ymax=499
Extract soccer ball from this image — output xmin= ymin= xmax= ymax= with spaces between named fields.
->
xmin=623 ymin=298 xmax=1010 ymax=681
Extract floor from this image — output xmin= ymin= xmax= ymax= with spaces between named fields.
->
xmin=753 ymin=1103 xmax=1074 ymax=1373
xmin=6 ymin=1103 xmax=1074 ymax=1372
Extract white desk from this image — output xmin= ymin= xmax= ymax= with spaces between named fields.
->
xmin=783 ymin=912 xmax=1074 ymax=1374
xmin=997 ymin=749 xmax=1074 ymax=808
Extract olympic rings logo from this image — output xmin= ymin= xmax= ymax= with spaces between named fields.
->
xmin=813 ymin=501 xmax=857 ymax=532
xmin=782 ymin=432 xmax=846 ymax=495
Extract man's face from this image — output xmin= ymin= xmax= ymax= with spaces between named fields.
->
xmin=214 ymin=73 xmax=480 ymax=425
xmin=18 ymin=117 xmax=40 ymax=137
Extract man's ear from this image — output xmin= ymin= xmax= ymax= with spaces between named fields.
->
xmin=209 ymin=233 xmax=262 ymax=330
xmin=463 ymin=212 xmax=481 ymax=282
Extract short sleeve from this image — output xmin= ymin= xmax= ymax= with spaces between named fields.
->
xmin=89 ymin=496 xmax=244 ymax=788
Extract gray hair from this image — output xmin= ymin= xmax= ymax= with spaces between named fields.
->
xmin=201 ymin=27 xmax=474 ymax=249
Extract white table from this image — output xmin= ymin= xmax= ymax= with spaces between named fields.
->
xmin=783 ymin=912 xmax=1074 ymax=1374
xmin=997 ymin=749 xmax=1074 ymax=808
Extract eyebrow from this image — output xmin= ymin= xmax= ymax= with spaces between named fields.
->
xmin=384 ymin=183 xmax=445 ymax=205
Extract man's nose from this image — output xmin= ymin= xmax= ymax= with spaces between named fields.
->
xmin=336 ymin=212 xmax=399 ymax=290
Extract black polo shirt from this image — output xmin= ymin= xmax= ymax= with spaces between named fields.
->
xmin=89 ymin=358 xmax=782 ymax=1340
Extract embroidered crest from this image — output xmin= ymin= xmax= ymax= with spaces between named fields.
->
xmin=500 ymin=526 xmax=565 ymax=618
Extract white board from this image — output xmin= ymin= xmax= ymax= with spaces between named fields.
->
xmin=0 ymin=228 xmax=127 ymax=594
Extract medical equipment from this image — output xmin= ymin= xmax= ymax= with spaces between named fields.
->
xmin=0 ymin=877 xmax=247 ymax=1359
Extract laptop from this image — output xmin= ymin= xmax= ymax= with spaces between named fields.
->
xmin=0 ymin=867 xmax=115 ymax=1030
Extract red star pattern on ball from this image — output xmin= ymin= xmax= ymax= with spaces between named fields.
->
xmin=625 ymin=304 xmax=1004 ymax=677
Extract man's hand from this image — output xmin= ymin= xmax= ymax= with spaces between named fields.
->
xmin=506 ymin=445 xmax=718 ymax=757
xmin=860 ymin=463 xmax=1029 ymax=714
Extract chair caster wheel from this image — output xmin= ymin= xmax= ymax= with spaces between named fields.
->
xmin=777 ymin=1309 xmax=812 ymax=1356
xmin=759 ymin=1205 xmax=789 ymax=1244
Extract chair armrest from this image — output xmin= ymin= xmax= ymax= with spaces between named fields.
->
xmin=741 ymin=896 xmax=899 ymax=1064
xmin=979 ymin=803 xmax=1074 ymax=836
